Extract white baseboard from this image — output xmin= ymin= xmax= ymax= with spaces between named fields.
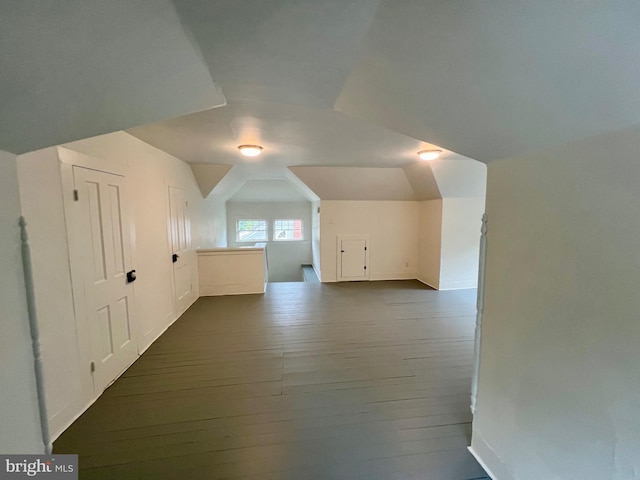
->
xmin=48 ymin=394 xmax=87 ymax=441
xmin=369 ymin=272 xmax=416 ymax=281
xmin=468 ymin=434 xmax=515 ymax=480
xmin=438 ymin=280 xmax=478 ymax=290
xmin=416 ymin=276 xmax=439 ymax=290
xmin=200 ymin=283 xmax=265 ymax=296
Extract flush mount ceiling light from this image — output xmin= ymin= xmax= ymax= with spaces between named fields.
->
xmin=417 ymin=149 xmax=442 ymax=161
xmin=238 ymin=145 xmax=263 ymax=157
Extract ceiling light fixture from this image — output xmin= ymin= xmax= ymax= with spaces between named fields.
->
xmin=238 ymin=145 xmax=263 ymax=157
xmin=417 ymin=149 xmax=442 ymax=161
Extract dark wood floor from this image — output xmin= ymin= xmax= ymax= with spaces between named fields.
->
xmin=55 ymin=280 xmax=488 ymax=479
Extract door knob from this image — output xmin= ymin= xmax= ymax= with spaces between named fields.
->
xmin=172 ymin=253 xmax=179 ymax=263
xmin=126 ymin=270 xmax=137 ymax=283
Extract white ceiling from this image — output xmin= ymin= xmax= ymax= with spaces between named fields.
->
xmin=336 ymin=0 xmax=640 ymax=162
xmin=127 ymin=100 xmax=462 ymax=168
xmin=229 ymin=179 xmax=310 ymax=203
xmin=0 ymin=0 xmax=225 ymax=154
xmin=171 ymin=0 xmax=381 ymax=108
xmin=2 ymin=1 xmax=636 ymax=200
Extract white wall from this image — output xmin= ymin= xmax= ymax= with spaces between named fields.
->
xmin=226 ymin=202 xmax=312 ymax=282
xmin=17 ymin=131 xmax=213 ymax=440
xmin=319 ymin=201 xmax=418 ymax=282
xmin=0 ymin=151 xmax=43 ymax=453
xmin=472 ymin=126 xmax=640 ymax=479
xmin=198 ymin=194 xmax=228 ymax=248
xmin=417 ymin=200 xmax=442 ymax=289
xmin=439 ymin=197 xmax=485 ymax=290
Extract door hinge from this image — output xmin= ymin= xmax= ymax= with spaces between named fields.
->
xmin=364 ymin=266 xmax=367 ymax=270
xmin=364 ymin=246 xmax=367 ymax=251
xmin=90 ymin=361 xmax=96 ymax=373
xmin=73 ymin=189 xmax=79 ymax=201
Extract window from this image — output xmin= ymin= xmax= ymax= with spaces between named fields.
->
xmin=273 ymin=219 xmax=303 ymax=241
xmin=236 ymin=219 xmax=268 ymax=242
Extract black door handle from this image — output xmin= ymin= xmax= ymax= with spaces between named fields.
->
xmin=172 ymin=253 xmax=179 ymax=263
xmin=126 ymin=270 xmax=137 ymax=283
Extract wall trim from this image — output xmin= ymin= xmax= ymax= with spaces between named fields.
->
xmin=416 ymin=276 xmax=439 ymax=290
xmin=469 ymin=433 xmax=515 ymax=480
xmin=138 ymin=293 xmax=198 ymax=355
xmin=369 ymin=272 xmax=416 ymax=281
xmin=200 ymin=284 xmax=265 ymax=296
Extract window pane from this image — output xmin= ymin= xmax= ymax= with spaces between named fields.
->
xmin=237 ymin=219 xmax=267 ymax=242
xmin=273 ymin=219 xmax=303 ymax=241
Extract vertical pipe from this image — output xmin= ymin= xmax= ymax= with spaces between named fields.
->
xmin=471 ymin=213 xmax=488 ymax=415
xmin=19 ymin=216 xmax=52 ymax=454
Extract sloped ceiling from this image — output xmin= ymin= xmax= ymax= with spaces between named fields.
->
xmin=171 ymin=0 xmax=381 ymax=107
xmin=336 ymin=0 xmax=640 ymax=162
xmin=402 ymin=163 xmax=441 ymax=201
xmin=289 ymin=167 xmax=416 ymax=201
xmin=3 ymin=1 xmax=635 ymax=199
xmin=229 ymin=180 xmax=310 ymax=203
xmin=430 ymin=160 xmax=487 ymax=199
xmin=0 ymin=0 xmax=225 ymax=154
xmin=190 ymin=164 xmax=234 ymax=198
xmin=200 ymin=164 xmax=320 ymax=203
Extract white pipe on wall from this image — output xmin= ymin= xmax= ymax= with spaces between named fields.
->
xmin=471 ymin=213 xmax=488 ymax=415
xmin=19 ymin=216 xmax=52 ymax=454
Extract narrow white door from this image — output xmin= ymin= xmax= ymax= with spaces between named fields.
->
xmin=72 ymin=166 xmax=138 ymax=393
xmin=338 ymin=236 xmax=369 ymax=281
xmin=168 ymin=186 xmax=192 ymax=315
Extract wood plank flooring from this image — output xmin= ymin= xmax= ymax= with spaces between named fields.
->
xmin=54 ymin=280 xmax=488 ymax=479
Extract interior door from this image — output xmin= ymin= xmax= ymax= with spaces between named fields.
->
xmin=339 ymin=236 xmax=369 ymax=280
xmin=72 ymin=166 xmax=138 ymax=393
xmin=168 ymin=186 xmax=192 ymax=315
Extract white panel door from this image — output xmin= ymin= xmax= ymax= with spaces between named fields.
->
xmin=72 ymin=166 xmax=138 ymax=393
xmin=338 ymin=236 xmax=369 ymax=281
xmin=169 ymin=186 xmax=192 ymax=315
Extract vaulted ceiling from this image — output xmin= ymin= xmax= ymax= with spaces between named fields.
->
xmin=2 ymin=1 xmax=638 ymax=201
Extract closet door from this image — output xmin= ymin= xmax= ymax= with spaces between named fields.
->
xmin=168 ymin=185 xmax=192 ymax=316
xmin=338 ymin=235 xmax=369 ymax=281
xmin=71 ymin=166 xmax=138 ymax=392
